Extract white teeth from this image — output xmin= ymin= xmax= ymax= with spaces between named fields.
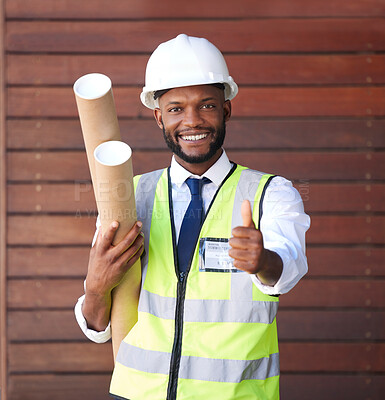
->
xmin=181 ymin=133 xmax=208 ymax=141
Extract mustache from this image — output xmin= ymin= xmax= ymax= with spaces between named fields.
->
xmin=175 ymin=127 xmax=215 ymax=135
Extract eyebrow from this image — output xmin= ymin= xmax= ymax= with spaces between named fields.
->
xmin=165 ymin=97 xmax=217 ymax=106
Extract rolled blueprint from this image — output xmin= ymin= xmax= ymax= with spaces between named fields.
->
xmin=93 ymin=141 xmax=137 ymax=244
xmin=74 ymin=74 xmax=140 ymax=360
xmin=73 ymin=73 xmax=121 ymax=200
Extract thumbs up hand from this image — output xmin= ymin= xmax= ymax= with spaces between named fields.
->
xmin=229 ymin=200 xmax=283 ymax=285
xmin=228 ymin=200 xmax=265 ymax=275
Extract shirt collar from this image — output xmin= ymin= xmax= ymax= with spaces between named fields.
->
xmin=170 ymin=149 xmax=232 ymax=188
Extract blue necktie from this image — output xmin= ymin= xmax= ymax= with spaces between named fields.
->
xmin=177 ymin=177 xmax=210 ymax=273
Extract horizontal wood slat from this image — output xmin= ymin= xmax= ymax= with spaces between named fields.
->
xmin=7 ymin=151 xmax=385 ymax=181
xmin=8 ymin=374 xmax=111 ymax=400
xmin=6 ymin=20 xmax=385 ymax=53
xmin=280 ymin=374 xmax=385 ymax=400
xmin=7 ymin=87 xmax=385 ymax=118
xmin=8 ymin=342 xmax=385 ymax=372
xmin=8 ymin=279 xmax=84 ymax=309
xmin=8 ymin=311 xmax=85 ymax=342
xmin=7 ymin=183 xmax=385 ymax=213
xmin=7 ymin=247 xmax=89 ymax=277
xmin=278 ymin=310 xmax=385 ymax=341
xmin=7 ymin=119 xmax=385 ymax=150
xmin=7 ymin=215 xmax=95 ymax=245
xmin=7 ymin=54 xmax=385 ymax=85
xmin=7 ymin=247 xmax=385 ymax=278
xmin=8 ymin=278 xmax=385 ymax=309
xmin=280 ymin=342 xmax=385 ymax=372
xmin=280 ymin=279 xmax=385 ymax=308
xmin=7 ymin=374 xmax=385 ymax=400
xmin=307 ymin=248 xmax=385 ymax=277
xmin=6 ymin=0 xmax=385 ymax=19
xmin=9 ymin=342 xmax=113 ymax=373
xmin=8 ymin=310 xmax=385 ymax=342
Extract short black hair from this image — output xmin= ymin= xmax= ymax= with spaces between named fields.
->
xmin=153 ymin=83 xmax=225 ymax=101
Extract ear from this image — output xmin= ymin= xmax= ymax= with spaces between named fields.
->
xmin=223 ymin=100 xmax=232 ymax=122
xmin=153 ymin=108 xmax=164 ymax=130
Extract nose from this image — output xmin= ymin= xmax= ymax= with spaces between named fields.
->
xmin=183 ymin=107 xmax=203 ymax=127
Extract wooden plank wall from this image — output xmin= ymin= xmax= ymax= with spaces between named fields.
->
xmin=2 ymin=0 xmax=385 ymax=398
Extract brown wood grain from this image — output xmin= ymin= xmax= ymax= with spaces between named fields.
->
xmin=7 ymin=279 xmax=85 ymax=309
xmin=7 ymin=183 xmax=385 ymax=213
xmin=280 ymin=374 xmax=385 ymax=400
xmin=7 ymin=118 xmax=385 ymax=150
xmin=8 ymin=309 xmax=385 ymax=342
xmin=8 ymin=183 xmax=96 ymax=213
xmin=7 ymin=215 xmax=95 ymax=245
xmin=6 ymin=0 xmax=385 ymax=18
xmin=8 ymin=342 xmax=385 ymax=373
xmin=7 ymin=86 xmax=385 ymax=118
xmin=8 ymin=374 xmax=111 ymax=400
xmin=280 ymin=342 xmax=385 ymax=372
xmin=277 ymin=310 xmax=385 ymax=341
xmin=6 ymin=19 xmax=385 ymax=53
xmin=307 ymin=215 xmax=385 ymax=245
xmin=7 ymin=278 xmax=385 ymax=309
xmin=7 ymin=247 xmax=89 ymax=277
xmin=306 ymin=248 xmax=385 ymax=277
xmin=8 ymin=310 xmax=86 ymax=342
xmin=7 ymin=54 xmax=385 ymax=85
xmin=7 ymin=151 xmax=385 ymax=181
xmin=280 ymin=279 xmax=385 ymax=308
xmin=8 ymin=342 xmax=113 ymax=373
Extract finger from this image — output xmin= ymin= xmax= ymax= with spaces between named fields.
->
xmin=231 ymin=226 xmax=262 ymax=241
xmin=114 ymin=221 xmax=143 ymax=256
xmin=100 ymin=221 xmax=119 ymax=250
xmin=117 ymin=232 xmax=145 ymax=267
xmin=228 ymin=248 xmax=255 ymax=262
xmin=228 ymin=236 xmax=249 ymax=250
xmin=232 ymin=259 xmax=255 ymax=273
xmin=241 ymin=200 xmax=255 ymax=228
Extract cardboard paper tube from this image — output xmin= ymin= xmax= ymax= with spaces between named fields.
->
xmin=94 ymin=140 xmax=141 ymax=359
xmin=73 ymin=73 xmax=121 ymax=201
xmin=73 ymin=75 xmax=140 ymax=360
xmin=94 ymin=141 xmax=137 ymax=243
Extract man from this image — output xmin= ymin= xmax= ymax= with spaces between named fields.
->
xmin=75 ymin=34 xmax=310 ymax=399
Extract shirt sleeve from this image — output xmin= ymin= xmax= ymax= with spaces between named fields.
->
xmin=74 ymin=292 xmax=112 ymax=343
xmin=74 ymin=217 xmax=112 ymax=343
xmin=250 ymin=176 xmax=311 ymax=295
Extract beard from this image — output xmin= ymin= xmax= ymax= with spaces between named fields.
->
xmin=162 ymin=118 xmax=226 ymax=164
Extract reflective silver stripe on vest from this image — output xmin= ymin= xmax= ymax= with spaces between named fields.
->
xmin=116 ymin=342 xmax=171 ymax=375
xmin=231 ymin=169 xmax=265 ymax=301
xmin=138 ymin=289 xmax=278 ymax=324
xmin=117 ymin=342 xmax=279 ymax=382
xmin=135 ymin=169 xmax=164 ymax=287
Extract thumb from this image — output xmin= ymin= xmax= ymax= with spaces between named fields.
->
xmin=241 ymin=200 xmax=256 ymax=228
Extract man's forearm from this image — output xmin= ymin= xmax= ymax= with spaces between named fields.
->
xmin=82 ymin=290 xmax=112 ymax=332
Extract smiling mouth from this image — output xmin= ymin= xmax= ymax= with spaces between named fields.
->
xmin=180 ymin=133 xmax=208 ymax=141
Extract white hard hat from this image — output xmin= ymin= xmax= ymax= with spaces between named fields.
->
xmin=140 ymin=34 xmax=238 ymax=109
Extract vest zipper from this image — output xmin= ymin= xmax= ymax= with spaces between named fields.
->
xmin=166 ymin=165 xmax=237 ymax=400
xmin=167 ymin=271 xmax=187 ymax=400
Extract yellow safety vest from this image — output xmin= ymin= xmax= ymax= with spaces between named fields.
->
xmin=110 ymin=164 xmax=280 ymax=400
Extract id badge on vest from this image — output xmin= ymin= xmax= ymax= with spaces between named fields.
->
xmin=199 ymin=237 xmax=242 ymax=273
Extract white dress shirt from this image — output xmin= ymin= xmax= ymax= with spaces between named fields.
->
xmin=75 ymin=150 xmax=310 ymax=343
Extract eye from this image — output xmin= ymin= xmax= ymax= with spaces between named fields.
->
xmin=201 ymin=104 xmax=215 ymax=109
xmin=168 ymin=107 xmax=182 ymax=113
